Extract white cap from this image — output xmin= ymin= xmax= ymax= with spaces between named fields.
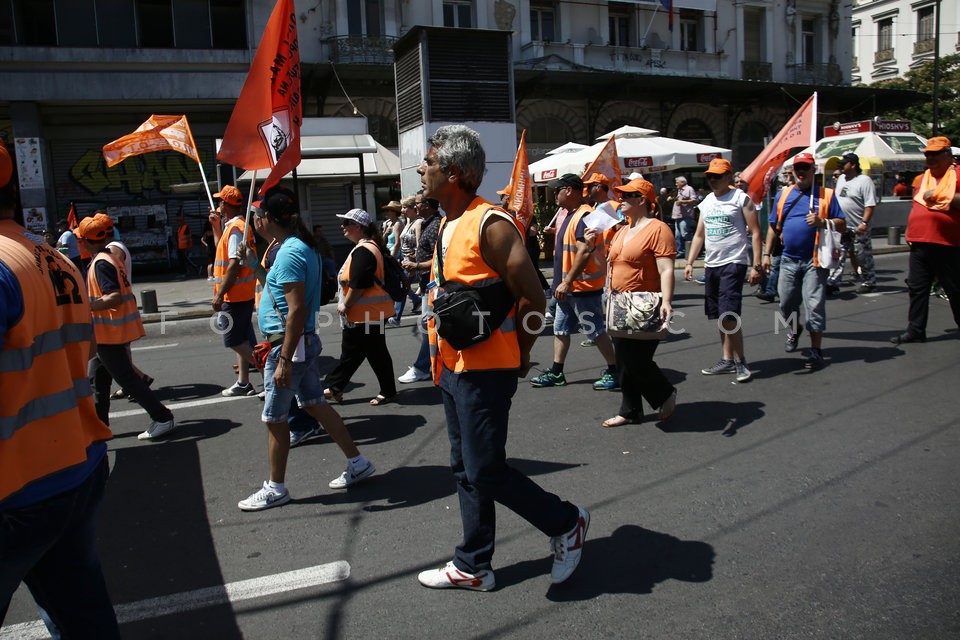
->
xmin=335 ymin=208 xmax=372 ymax=227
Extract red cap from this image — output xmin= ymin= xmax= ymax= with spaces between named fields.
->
xmin=793 ymin=152 xmax=816 ymax=166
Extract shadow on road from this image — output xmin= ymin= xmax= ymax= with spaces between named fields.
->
xmin=494 ymin=525 xmax=714 ymax=597
xmin=662 ymin=400 xmax=764 ymax=437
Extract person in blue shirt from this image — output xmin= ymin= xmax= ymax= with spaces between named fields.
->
xmin=761 ymin=153 xmax=846 ymax=370
xmin=236 ymin=186 xmax=375 ymax=512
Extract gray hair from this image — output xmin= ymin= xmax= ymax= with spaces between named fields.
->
xmin=427 ymin=125 xmax=486 ymax=192
xmin=675 ymin=176 xmax=688 ymax=185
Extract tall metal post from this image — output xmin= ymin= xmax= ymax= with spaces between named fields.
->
xmin=931 ymin=0 xmax=942 ymax=135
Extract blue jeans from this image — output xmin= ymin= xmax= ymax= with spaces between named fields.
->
xmin=674 ymin=217 xmax=693 ymax=258
xmin=764 ymin=255 xmax=781 ymax=296
xmin=413 ymin=293 xmax=430 ymax=372
xmin=778 ymin=256 xmax=827 ymax=334
xmin=261 ymin=333 xmax=325 ymax=423
xmin=438 ymin=367 xmax=578 ymax=573
xmin=0 ymin=458 xmax=120 ymax=639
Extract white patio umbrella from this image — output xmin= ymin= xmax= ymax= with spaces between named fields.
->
xmin=528 ymin=133 xmax=731 ymax=184
xmin=545 ymin=142 xmax=589 ymax=155
xmin=596 ymin=125 xmax=659 ymax=139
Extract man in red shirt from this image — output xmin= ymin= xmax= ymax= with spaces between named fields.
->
xmin=891 ymin=136 xmax=960 ymax=344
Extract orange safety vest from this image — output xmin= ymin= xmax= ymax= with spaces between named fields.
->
xmin=427 ymin=198 xmax=520 ymax=382
xmin=177 ymin=224 xmax=192 ymax=249
xmin=560 ymin=204 xmax=606 ymax=292
xmin=0 ymin=221 xmax=112 ymax=502
xmin=340 ymin=239 xmax=394 ymax=324
xmin=213 ymin=216 xmax=257 ymax=302
xmin=87 ymin=251 xmax=145 ymax=345
xmin=775 ymin=185 xmax=836 ymax=267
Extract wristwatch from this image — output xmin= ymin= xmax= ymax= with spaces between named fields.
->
xmin=753 ymin=264 xmax=762 ymax=272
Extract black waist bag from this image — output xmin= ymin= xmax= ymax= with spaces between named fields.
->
xmin=432 ymin=280 xmax=514 ymax=351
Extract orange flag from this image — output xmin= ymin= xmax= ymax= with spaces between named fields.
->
xmin=102 ymin=115 xmax=200 ymax=167
xmin=218 ymin=0 xmax=301 ymax=195
xmin=66 ymin=202 xmax=78 ymax=230
xmin=505 ymin=130 xmax=535 ymax=231
xmin=740 ymin=92 xmax=817 ymax=205
xmin=580 ymin=135 xmax=622 ymax=187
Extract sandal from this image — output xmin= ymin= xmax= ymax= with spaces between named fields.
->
xmin=369 ymin=394 xmax=397 ymax=406
xmin=111 ymin=388 xmax=127 ymax=400
xmin=601 ymin=415 xmax=640 ymax=428
xmin=324 ymin=388 xmax=343 ymax=403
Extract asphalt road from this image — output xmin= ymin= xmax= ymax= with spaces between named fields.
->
xmin=4 ymin=252 xmax=959 ymax=640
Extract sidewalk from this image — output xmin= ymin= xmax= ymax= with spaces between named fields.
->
xmin=135 ymin=236 xmax=910 ymax=324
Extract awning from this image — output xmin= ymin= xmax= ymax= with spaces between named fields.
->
xmin=237 ymin=137 xmax=399 ymax=182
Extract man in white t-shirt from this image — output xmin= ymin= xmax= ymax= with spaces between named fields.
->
xmin=56 ymin=219 xmax=83 ymax=271
xmin=828 ymin=152 xmax=878 ymax=294
xmin=671 ymin=176 xmax=698 ymax=258
xmin=683 ymin=159 xmax=763 ymax=382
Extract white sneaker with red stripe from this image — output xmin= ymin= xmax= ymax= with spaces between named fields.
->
xmin=550 ymin=506 xmax=590 ymax=584
xmin=417 ymin=561 xmax=495 ymax=592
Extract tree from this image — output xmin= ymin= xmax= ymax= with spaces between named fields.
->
xmin=869 ymin=53 xmax=960 ymax=137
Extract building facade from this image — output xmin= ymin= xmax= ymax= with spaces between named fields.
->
xmin=0 ymin=0 xmax=921 ymax=256
xmin=851 ymin=0 xmax=958 ymax=85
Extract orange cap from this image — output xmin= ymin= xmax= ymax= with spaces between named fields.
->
xmin=76 ymin=215 xmax=112 ymax=242
xmin=496 ymin=185 xmax=510 ymax=196
xmin=213 ymin=185 xmax=243 ymax=205
xmin=704 ymin=158 xmax=732 ymax=175
xmin=923 ymin=136 xmax=952 ymax=153
xmin=614 ymin=177 xmax=657 ymax=202
xmin=583 ymin=172 xmax=612 ymax=186
xmin=93 ymin=212 xmax=114 ymax=232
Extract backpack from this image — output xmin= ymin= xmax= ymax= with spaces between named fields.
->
xmin=380 ymin=252 xmax=411 ymax=303
xmin=319 ymin=256 xmax=338 ymax=305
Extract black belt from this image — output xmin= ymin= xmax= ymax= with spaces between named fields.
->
xmin=267 ymin=331 xmax=314 ymax=346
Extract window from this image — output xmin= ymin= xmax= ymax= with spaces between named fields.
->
xmin=530 ymin=1 xmax=555 ymax=42
xmin=348 ymin=0 xmax=382 ymax=37
xmin=12 ymin=0 xmax=56 ymax=46
xmin=442 ymin=1 xmax=472 ymax=28
xmin=527 ymin=116 xmax=573 ymax=144
xmin=608 ymin=2 xmax=631 ymax=46
xmin=877 ymin=17 xmax=892 ymax=52
xmin=917 ymin=6 xmax=934 ymax=42
xmin=742 ymin=7 xmax=765 ymax=61
xmin=210 ymin=0 xmax=245 ymax=49
xmin=801 ymin=17 xmax=816 ymax=64
xmin=679 ymin=10 xmax=702 ymax=52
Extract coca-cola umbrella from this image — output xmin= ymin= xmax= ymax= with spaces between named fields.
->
xmin=528 ymin=127 xmax=731 ymax=184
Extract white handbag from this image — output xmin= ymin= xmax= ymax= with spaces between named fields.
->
xmin=817 ymin=219 xmax=842 ymax=270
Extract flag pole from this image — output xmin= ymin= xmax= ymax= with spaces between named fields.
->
xmin=242 ymin=169 xmax=258 ymax=243
xmin=197 ymin=159 xmax=216 ymax=211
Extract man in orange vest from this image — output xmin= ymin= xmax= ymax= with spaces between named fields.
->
xmin=530 ymin=173 xmax=618 ymax=390
xmin=0 ymin=146 xmax=121 ymax=637
xmin=417 ymin=125 xmax=589 ymax=592
xmin=78 ymin=214 xmax=177 ymax=439
xmin=212 ymin=185 xmax=259 ymax=396
xmin=176 ymin=213 xmax=193 ymax=276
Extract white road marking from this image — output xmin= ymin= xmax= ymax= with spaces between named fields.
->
xmin=109 ymin=394 xmax=257 ymax=419
xmin=130 ymin=342 xmax=179 ymax=352
xmin=0 ymin=561 xmax=350 ymax=640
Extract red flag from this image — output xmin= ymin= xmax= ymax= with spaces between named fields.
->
xmin=505 ymin=130 xmax=535 ymax=231
xmin=740 ymin=93 xmax=817 ymax=205
xmin=102 ymin=115 xmax=201 ymax=167
xmin=580 ymin=136 xmax=622 ymax=186
xmin=218 ymin=0 xmax=301 ymax=195
xmin=66 ymin=202 xmax=78 ymax=230
xmin=659 ymin=0 xmax=674 ymax=31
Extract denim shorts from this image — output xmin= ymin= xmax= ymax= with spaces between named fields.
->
xmin=554 ymin=292 xmax=606 ymax=338
xmin=261 ymin=333 xmax=325 ymax=423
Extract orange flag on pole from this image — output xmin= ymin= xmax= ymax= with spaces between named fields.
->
xmin=66 ymin=202 xmax=78 ymax=230
xmin=102 ymin=115 xmax=200 ymax=167
xmin=580 ymin=135 xmax=622 ymax=187
xmin=505 ymin=130 xmax=535 ymax=231
xmin=740 ymin=92 xmax=817 ymax=205
xmin=217 ymin=0 xmax=301 ymax=195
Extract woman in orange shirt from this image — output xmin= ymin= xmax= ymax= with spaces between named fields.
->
xmin=599 ymin=178 xmax=678 ymax=428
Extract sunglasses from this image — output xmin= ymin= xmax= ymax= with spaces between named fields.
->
xmin=923 ymin=149 xmax=948 ymax=157
xmin=340 ymin=221 xmax=357 ymax=228
xmin=706 ymin=174 xmax=724 ymax=180
xmin=620 ymin=192 xmax=643 ymax=199
xmin=793 ymin=164 xmax=814 ymax=171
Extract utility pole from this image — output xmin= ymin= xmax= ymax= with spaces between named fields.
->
xmin=931 ymin=0 xmax=942 ymax=135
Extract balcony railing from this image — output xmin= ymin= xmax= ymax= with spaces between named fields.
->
xmin=792 ymin=62 xmax=842 ymax=85
xmin=324 ymin=35 xmax=398 ymax=64
xmin=913 ymin=39 xmax=935 ymax=55
xmin=518 ymin=41 xmax=726 ymax=78
xmin=741 ymin=61 xmax=772 ymax=81
xmin=874 ymin=48 xmax=895 ymax=63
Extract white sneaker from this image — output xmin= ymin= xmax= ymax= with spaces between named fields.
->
xmin=222 ymin=381 xmax=257 ymax=397
xmin=238 ymin=481 xmax=290 ymax=511
xmin=137 ymin=418 xmax=176 ymax=440
xmin=550 ymin=506 xmax=590 ymax=584
xmin=328 ymin=460 xmax=376 ymax=489
xmin=417 ymin=561 xmax=495 ymax=591
xmin=398 ymin=366 xmax=431 ymax=383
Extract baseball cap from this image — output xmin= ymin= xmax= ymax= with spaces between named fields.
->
xmin=583 ymin=173 xmax=611 ymax=186
xmin=704 ymin=158 xmax=732 ymax=175
xmin=614 ymin=177 xmax=657 ymax=202
xmin=336 ymin=208 xmax=372 ymax=227
xmin=923 ymin=136 xmax=952 ymax=153
xmin=496 ymin=185 xmax=510 ymax=196
xmin=213 ymin=185 xmax=243 ymax=206
xmin=75 ymin=215 xmax=112 ymax=242
xmin=381 ymin=200 xmax=402 ymax=213
xmin=0 ymin=145 xmax=11 ymax=188
xmin=261 ymin=186 xmax=298 ymax=219
xmin=840 ymin=152 xmax=860 ymax=166
xmin=793 ymin=152 xmax=816 ymax=167
xmin=93 ymin=212 xmax=114 ymax=232
xmin=548 ymin=173 xmax=584 ymax=191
